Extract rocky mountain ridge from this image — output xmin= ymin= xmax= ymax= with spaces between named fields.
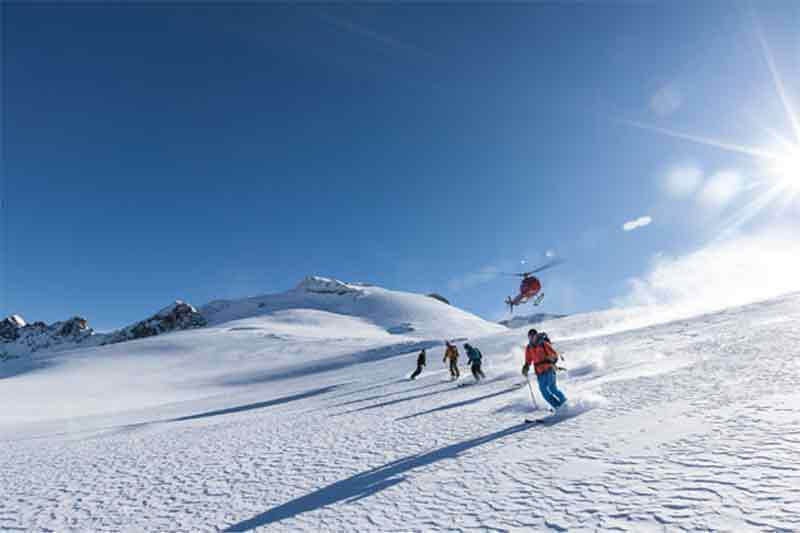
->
xmin=1 ymin=276 xmax=500 ymax=361
xmin=0 ymin=301 xmax=206 ymax=360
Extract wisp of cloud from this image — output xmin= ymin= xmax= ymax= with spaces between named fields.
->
xmin=623 ymin=216 xmax=653 ymax=232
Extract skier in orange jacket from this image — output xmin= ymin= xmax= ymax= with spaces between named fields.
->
xmin=443 ymin=341 xmax=460 ymax=380
xmin=522 ymin=328 xmax=567 ymax=409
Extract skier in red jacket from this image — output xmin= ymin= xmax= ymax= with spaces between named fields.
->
xmin=522 ymin=328 xmax=567 ymax=410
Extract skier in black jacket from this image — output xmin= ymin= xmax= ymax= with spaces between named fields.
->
xmin=409 ymin=349 xmax=426 ymax=380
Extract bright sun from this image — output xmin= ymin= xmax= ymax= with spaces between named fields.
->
xmin=772 ymin=152 xmax=800 ymax=191
xmin=627 ymin=21 xmax=800 ymax=232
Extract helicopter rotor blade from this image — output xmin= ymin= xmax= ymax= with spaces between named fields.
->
xmin=530 ymin=257 xmax=566 ymax=274
xmin=500 ymin=258 xmax=565 ymax=277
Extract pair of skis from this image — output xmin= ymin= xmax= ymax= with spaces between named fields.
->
xmin=524 ymin=377 xmax=577 ymax=424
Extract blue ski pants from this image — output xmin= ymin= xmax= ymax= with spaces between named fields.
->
xmin=537 ymin=369 xmax=566 ymax=409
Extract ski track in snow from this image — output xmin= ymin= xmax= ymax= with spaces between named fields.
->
xmin=2 ymin=296 xmax=800 ymax=531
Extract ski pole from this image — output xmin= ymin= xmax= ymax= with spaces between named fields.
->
xmin=526 ymin=377 xmax=539 ymax=410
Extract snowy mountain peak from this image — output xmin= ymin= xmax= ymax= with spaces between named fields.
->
xmin=0 ymin=316 xmax=95 ymax=360
xmin=105 ymin=301 xmax=206 ymax=344
xmin=0 ymin=303 xmax=206 ymax=360
xmin=294 ymin=276 xmax=364 ymax=296
xmin=55 ymin=316 xmax=91 ymax=337
xmin=0 ymin=315 xmax=27 ymax=341
xmin=155 ymin=300 xmax=198 ymax=318
xmin=200 ymin=276 xmax=504 ymax=339
xmin=1 ymin=278 xmax=500 ymax=361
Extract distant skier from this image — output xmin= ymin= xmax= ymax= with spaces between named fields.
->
xmin=443 ymin=341 xmax=460 ymax=380
xmin=409 ymin=349 xmax=426 ymax=380
xmin=522 ymin=328 xmax=567 ymax=410
xmin=464 ymin=343 xmax=486 ymax=382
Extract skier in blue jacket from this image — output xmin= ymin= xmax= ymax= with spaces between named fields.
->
xmin=464 ymin=343 xmax=486 ymax=382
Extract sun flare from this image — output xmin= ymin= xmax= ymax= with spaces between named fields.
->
xmin=628 ymin=20 xmax=800 ymax=235
xmin=772 ymin=152 xmax=800 ymax=192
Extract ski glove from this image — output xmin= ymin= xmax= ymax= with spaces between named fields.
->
xmin=521 ymin=363 xmax=530 ymax=376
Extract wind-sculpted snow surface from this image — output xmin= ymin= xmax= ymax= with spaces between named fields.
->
xmin=1 ymin=294 xmax=800 ymax=531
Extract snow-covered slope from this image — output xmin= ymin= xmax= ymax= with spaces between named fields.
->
xmin=499 ymin=312 xmax=567 ymax=329
xmin=202 ymin=276 xmax=503 ymax=339
xmin=2 ymin=292 xmax=799 ymax=531
xmin=0 ymin=277 xmax=502 ymax=422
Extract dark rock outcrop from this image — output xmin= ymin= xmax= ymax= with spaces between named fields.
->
xmin=427 ymin=293 xmax=450 ymax=305
xmin=1 ymin=314 xmax=95 ymax=360
xmin=57 ymin=317 xmax=90 ymax=337
xmin=104 ymin=301 xmax=207 ymax=344
xmin=1 ymin=302 xmax=207 ymax=360
xmin=296 ymin=276 xmax=362 ymax=296
xmin=0 ymin=315 xmax=26 ymax=341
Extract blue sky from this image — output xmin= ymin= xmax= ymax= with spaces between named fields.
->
xmin=3 ymin=2 xmax=800 ymax=329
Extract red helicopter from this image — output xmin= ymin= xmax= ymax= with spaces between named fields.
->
xmin=504 ymin=258 xmax=565 ymax=313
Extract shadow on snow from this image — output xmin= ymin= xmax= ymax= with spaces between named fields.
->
xmin=325 ymin=377 xmax=409 ymax=402
xmin=330 ymin=379 xmax=447 ymax=409
xmin=218 ymin=341 xmax=441 ymax=387
xmin=108 ymin=384 xmax=342 ymax=436
xmin=395 ymin=384 xmax=521 ymax=421
xmin=335 ymin=385 xmax=457 ymax=416
xmin=167 ymin=385 xmax=341 ymax=423
xmin=9 ymin=383 xmax=345 ymax=443
xmin=223 ymin=422 xmax=537 ymax=531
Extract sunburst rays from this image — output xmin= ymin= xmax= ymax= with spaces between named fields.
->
xmin=628 ymin=14 xmax=800 ymax=237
